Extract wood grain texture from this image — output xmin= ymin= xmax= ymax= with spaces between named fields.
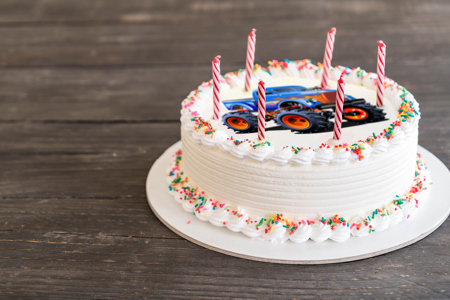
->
xmin=0 ymin=63 xmax=448 ymax=123
xmin=0 ymin=0 xmax=448 ymax=298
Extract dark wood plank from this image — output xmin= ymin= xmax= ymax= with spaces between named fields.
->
xmin=0 ymin=20 xmax=448 ymax=68
xmin=0 ymin=123 xmax=179 ymax=197
xmin=0 ymin=0 xmax=448 ymax=298
xmin=0 ymin=0 xmax=447 ymax=68
xmin=0 ymin=61 xmax=448 ymax=122
xmin=0 ymin=217 xmax=448 ymax=299
xmin=0 ymin=0 xmax=447 ymax=25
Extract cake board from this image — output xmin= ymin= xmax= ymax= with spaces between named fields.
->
xmin=146 ymin=141 xmax=450 ymax=264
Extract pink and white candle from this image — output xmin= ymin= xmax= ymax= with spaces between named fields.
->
xmin=257 ymin=80 xmax=266 ymax=141
xmin=320 ymin=27 xmax=336 ymax=90
xmin=333 ymin=71 xmax=346 ymax=141
xmin=376 ymin=40 xmax=386 ymax=107
xmin=244 ymin=29 xmax=257 ymax=92
xmin=212 ymin=55 xmax=221 ymax=120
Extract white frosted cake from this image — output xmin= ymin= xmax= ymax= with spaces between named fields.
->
xmin=166 ymin=59 xmax=431 ymax=243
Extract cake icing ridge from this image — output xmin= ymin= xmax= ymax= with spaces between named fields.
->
xmin=166 ymin=149 xmax=432 ymax=243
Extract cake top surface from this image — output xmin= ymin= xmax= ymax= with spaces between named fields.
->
xmin=181 ymin=60 xmax=419 ymax=166
xmin=217 ymin=77 xmax=396 ymax=149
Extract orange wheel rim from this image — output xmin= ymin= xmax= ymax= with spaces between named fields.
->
xmin=227 ymin=117 xmax=249 ymax=130
xmin=343 ymin=107 xmax=369 ymax=120
xmin=281 ymin=115 xmax=311 ymax=129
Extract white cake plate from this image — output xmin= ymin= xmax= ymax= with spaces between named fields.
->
xmin=146 ymin=141 xmax=450 ymax=264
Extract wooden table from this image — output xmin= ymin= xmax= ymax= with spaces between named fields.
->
xmin=1 ymin=1 xmax=449 ymax=298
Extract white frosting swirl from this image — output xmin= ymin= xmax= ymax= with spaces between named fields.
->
xmin=350 ymin=215 xmax=372 ymax=237
xmin=330 ymin=65 xmax=348 ymax=81
xmin=182 ymin=197 xmax=200 ymax=213
xmin=171 ymin=186 xmax=183 ymax=200
xmin=289 ymin=148 xmax=314 ymax=166
xmin=253 ymin=67 xmax=272 ymax=81
xmin=350 ymin=142 xmax=371 ymax=161
xmin=400 ymin=199 xmax=417 ymax=220
xmin=310 ymin=221 xmax=332 ymax=242
xmin=285 ymin=61 xmax=301 ymax=77
xmin=387 ymin=205 xmax=403 ymax=225
xmin=208 ymin=206 xmax=231 ymax=227
xmin=289 ymin=221 xmax=312 ymax=243
xmin=345 ymin=68 xmax=364 ymax=86
xmin=192 ymin=129 xmax=204 ymax=144
xmin=201 ymin=130 xmax=227 ymax=148
xmin=332 ymin=147 xmax=351 ymax=164
xmin=388 ymin=127 xmax=405 ymax=148
xmin=402 ymin=122 xmax=415 ymax=140
xmin=371 ymin=210 xmax=391 ymax=232
xmin=264 ymin=222 xmax=289 ymax=243
xmin=266 ymin=147 xmax=294 ymax=165
xmin=225 ymin=72 xmax=244 ymax=87
xmin=362 ymin=72 xmax=377 ymax=90
xmin=226 ymin=208 xmax=249 ymax=232
xmin=245 ymin=144 xmax=274 ymax=162
xmin=217 ymin=139 xmax=238 ymax=154
xmin=370 ymin=136 xmax=389 ymax=155
xmin=242 ymin=217 xmax=264 ymax=238
xmin=298 ymin=61 xmax=318 ymax=78
xmin=312 ymin=145 xmax=333 ymax=165
xmin=194 ymin=199 xmax=215 ymax=222
xmin=330 ymin=223 xmax=351 ymax=242
xmin=228 ymin=142 xmax=251 ymax=159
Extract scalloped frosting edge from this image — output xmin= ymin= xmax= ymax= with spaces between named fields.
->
xmin=166 ymin=149 xmax=432 ymax=243
xmin=180 ymin=60 xmax=420 ymax=166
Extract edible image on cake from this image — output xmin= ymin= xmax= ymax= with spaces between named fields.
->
xmin=222 ymin=85 xmax=387 ymax=134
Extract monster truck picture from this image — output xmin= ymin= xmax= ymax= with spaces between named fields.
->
xmin=222 ymin=85 xmax=386 ymax=133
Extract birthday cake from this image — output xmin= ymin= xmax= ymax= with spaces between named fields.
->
xmin=166 ymin=58 xmax=431 ymax=243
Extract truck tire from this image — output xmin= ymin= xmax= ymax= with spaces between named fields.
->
xmin=274 ymin=109 xmax=333 ymax=133
xmin=222 ymin=111 xmax=258 ymax=133
xmin=343 ymin=103 xmax=386 ymax=124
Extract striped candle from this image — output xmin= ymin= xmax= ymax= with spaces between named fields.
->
xmin=212 ymin=55 xmax=221 ymax=120
xmin=333 ymin=71 xmax=346 ymax=141
xmin=320 ymin=27 xmax=336 ymax=90
xmin=376 ymin=40 xmax=386 ymax=107
xmin=257 ymin=80 xmax=266 ymax=141
xmin=244 ymin=28 xmax=257 ymax=92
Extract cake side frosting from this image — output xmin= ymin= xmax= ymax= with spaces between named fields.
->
xmin=167 ymin=150 xmax=431 ymax=243
xmin=182 ymin=126 xmax=417 ymax=219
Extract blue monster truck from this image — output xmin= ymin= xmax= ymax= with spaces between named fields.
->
xmin=222 ymin=85 xmax=385 ymax=133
